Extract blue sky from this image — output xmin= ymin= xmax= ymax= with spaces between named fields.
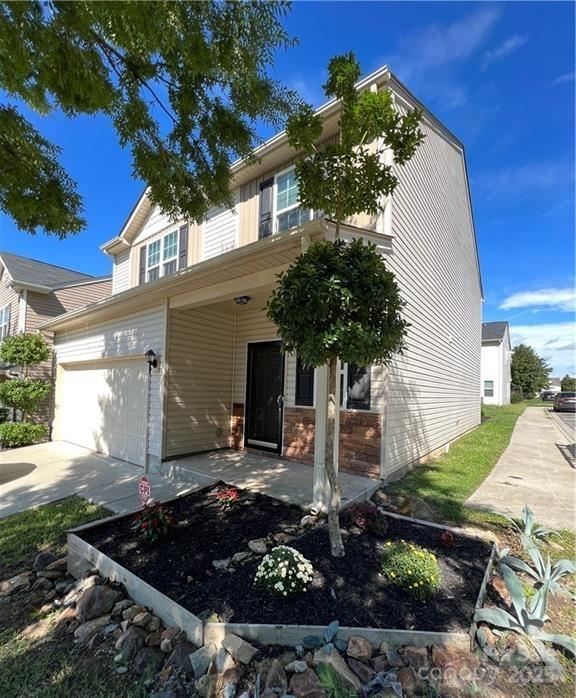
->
xmin=0 ymin=1 xmax=574 ymax=374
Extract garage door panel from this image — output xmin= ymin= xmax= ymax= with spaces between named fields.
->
xmin=58 ymin=360 xmax=147 ymax=466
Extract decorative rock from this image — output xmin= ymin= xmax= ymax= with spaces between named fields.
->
xmin=215 ymin=667 xmax=243 ymax=698
xmin=146 ymin=630 xmax=163 ymax=647
xmin=379 ymin=643 xmax=403 ymax=668
xmin=76 ymin=585 xmax=122 ymax=622
xmin=196 ymin=674 xmax=216 ymax=698
xmin=55 ymin=580 xmax=73 ymax=594
xmin=408 ymin=497 xmax=436 ymax=522
xmin=162 ymin=626 xmax=185 ymax=643
xmin=160 ymin=638 xmax=173 ymax=654
xmin=300 ymin=515 xmax=316 ymax=528
xmin=165 ymin=641 xmax=197 ymax=676
xmin=285 ymin=660 xmax=308 ymax=674
xmin=273 ymin=532 xmax=294 ymax=545
xmin=347 ymin=636 xmax=372 ymax=663
xmin=112 ymin=599 xmax=134 ymax=616
xmin=400 ymin=646 xmax=429 ymax=672
xmin=87 ymin=632 xmax=106 ymax=651
xmin=222 ymin=633 xmax=258 ymax=665
xmin=231 ymin=551 xmax=252 ymax=564
xmin=34 ymin=551 xmax=58 ymax=571
xmin=213 ymin=558 xmax=231 ymax=570
xmin=248 ymin=538 xmax=268 ymax=554
xmin=499 ymin=640 xmax=535 ymax=667
xmin=32 ymin=577 xmax=53 ymax=592
xmin=147 ymin=616 xmax=161 ymax=632
xmin=289 ymin=667 xmax=326 ymax=698
xmin=114 ymin=652 xmax=124 ymax=663
xmin=396 ymin=667 xmax=421 ymax=695
xmin=117 ymin=666 xmax=128 ymax=674
xmin=431 ymin=646 xmax=480 ymax=673
xmin=36 ymin=570 xmax=65 ymax=580
xmin=490 ymin=575 xmax=511 ymax=605
xmin=313 ymin=648 xmax=362 ymax=692
xmin=45 ymin=557 xmax=68 ymax=572
xmin=123 ymin=604 xmax=145 ymax=620
xmin=211 ymin=646 xmax=236 ymax=674
xmin=347 ymin=657 xmax=375 ymax=684
xmin=103 ymin=622 xmax=119 ymax=635
xmin=115 ymin=625 xmax=147 ymax=661
xmin=0 ymin=572 xmax=33 ymax=596
xmin=120 ymin=620 xmax=130 ymax=632
xmin=132 ymin=611 xmax=152 ymax=627
xmin=133 ymin=646 xmax=165 ymax=675
xmin=74 ymin=615 xmax=111 ymax=644
xmin=263 ymin=658 xmax=287 ymax=693
xmin=372 ymin=655 xmax=389 ymax=674
xmin=371 ymin=489 xmax=388 ymax=506
xmin=190 ymin=643 xmax=217 ymax=678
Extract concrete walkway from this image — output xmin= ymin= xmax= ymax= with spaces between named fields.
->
xmin=466 ymin=407 xmax=576 ymax=530
xmin=0 ymin=442 xmax=202 ymax=519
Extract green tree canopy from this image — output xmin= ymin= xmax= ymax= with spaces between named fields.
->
xmin=0 ymin=379 xmax=51 ymax=416
xmin=511 ymin=344 xmax=552 ymax=398
xmin=0 ymin=332 xmax=51 ymax=371
xmin=560 ymin=375 xmax=576 ymax=391
xmin=0 ymin=1 xmax=297 ymax=237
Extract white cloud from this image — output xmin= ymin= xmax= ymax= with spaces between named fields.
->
xmin=500 ymin=288 xmax=576 ymax=313
xmin=510 ymin=322 xmax=576 ymax=375
xmin=482 ymin=35 xmax=528 ymax=70
xmin=384 ymin=7 xmax=500 ymax=86
xmin=551 ymin=72 xmax=575 ymax=86
xmin=474 ymin=161 xmax=574 ymax=200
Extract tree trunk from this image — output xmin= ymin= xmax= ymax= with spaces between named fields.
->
xmin=325 ymin=355 xmax=344 ymax=557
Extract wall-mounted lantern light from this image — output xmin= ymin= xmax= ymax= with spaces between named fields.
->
xmin=234 ymin=295 xmax=251 ymax=306
xmin=145 ymin=349 xmax=158 ymax=369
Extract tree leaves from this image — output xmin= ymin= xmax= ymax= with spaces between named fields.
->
xmin=511 ymin=344 xmax=552 ymax=398
xmin=0 ymin=1 xmax=299 ymax=236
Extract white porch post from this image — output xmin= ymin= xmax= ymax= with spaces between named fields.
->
xmin=312 ymin=360 xmax=341 ymax=513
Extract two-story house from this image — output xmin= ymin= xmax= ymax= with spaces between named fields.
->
xmin=0 ymin=251 xmax=111 ymax=425
xmin=40 ymin=65 xmax=482 ymax=507
xmin=481 ymin=321 xmax=512 ymax=406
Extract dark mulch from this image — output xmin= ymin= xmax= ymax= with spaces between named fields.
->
xmin=80 ymin=482 xmax=493 ymax=632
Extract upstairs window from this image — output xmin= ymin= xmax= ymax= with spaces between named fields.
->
xmin=0 ymin=304 xmax=10 ymax=340
xmin=143 ymin=228 xmax=182 ymax=283
xmin=274 ymin=168 xmax=311 ymax=234
xmin=484 ymin=380 xmax=494 ymax=397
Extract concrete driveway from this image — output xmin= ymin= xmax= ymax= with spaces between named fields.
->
xmin=466 ymin=407 xmax=576 ymax=530
xmin=0 ymin=442 xmax=208 ymax=520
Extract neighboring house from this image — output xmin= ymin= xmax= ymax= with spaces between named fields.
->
xmin=0 ymin=251 xmax=111 ymax=425
xmin=41 ymin=65 xmax=482 ymax=506
xmin=546 ymin=378 xmax=562 ymax=394
xmin=481 ymin=321 xmax=512 ymax=406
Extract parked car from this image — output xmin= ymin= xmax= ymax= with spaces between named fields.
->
xmin=553 ymin=392 xmax=576 ymax=412
xmin=541 ymin=390 xmax=557 ymax=401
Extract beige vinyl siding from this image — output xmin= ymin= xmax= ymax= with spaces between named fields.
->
xmin=232 ymin=307 xmax=280 ymax=404
xmin=112 ymin=251 xmax=130 ymax=294
xmin=164 ymin=307 xmax=234 ymax=457
xmin=0 ymin=271 xmax=19 ymax=337
xmin=202 ymin=195 xmax=239 ymax=260
xmin=53 ymin=307 xmax=165 ymax=460
xmin=383 ymin=101 xmax=481 ymax=478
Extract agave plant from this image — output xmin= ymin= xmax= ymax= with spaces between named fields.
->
xmin=475 ymin=564 xmax=576 ymax=657
xmin=497 ymin=505 xmax=558 ymax=553
xmin=500 ymin=537 xmax=576 ymax=596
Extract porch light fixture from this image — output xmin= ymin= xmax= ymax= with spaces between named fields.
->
xmin=145 ymin=349 xmax=158 ymax=369
xmin=234 ymin=295 xmax=251 ymax=306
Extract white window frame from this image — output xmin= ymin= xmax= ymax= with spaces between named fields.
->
xmin=484 ymin=380 xmax=494 ymax=398
xmin=339 ymin=362 xmax=373 ymax=412
xmin=146 ymin=228 xmax=179 ymax=282
xmin=0 ymin=304 xmax=10 ymax=340
xmin=272 ymin=166 xmax=312 ymax=235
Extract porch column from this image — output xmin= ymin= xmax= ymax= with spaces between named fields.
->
xmin=312 ymin=361 xmax=341 ymax=513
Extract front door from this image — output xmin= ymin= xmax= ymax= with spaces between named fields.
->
xmin=245 ymin=341 xmax=285 ymax=453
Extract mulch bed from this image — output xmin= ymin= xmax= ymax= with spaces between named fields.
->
xmin=80 ymin=482 xmax=493 ymax=632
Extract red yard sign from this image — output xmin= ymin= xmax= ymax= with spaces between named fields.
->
xmin=139 ymin=475 xmax=151 ymax=506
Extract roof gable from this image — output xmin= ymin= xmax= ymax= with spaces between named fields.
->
xmin=0 ymin=250 xmax=96 ymax=291
xmin=482 ymin=321 xmax=509 ymax=343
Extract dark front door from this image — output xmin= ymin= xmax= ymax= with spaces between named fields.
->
xmin=245 ymin=341 xmax=285 ymax=453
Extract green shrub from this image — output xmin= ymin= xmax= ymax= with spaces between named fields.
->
xmin=380 ymin=539 xmax=441 ymax=599
xmin=510 ymin=385 xmax=523 ymax=404
xmin=0 ymin=378 xmax=51 ymax=414
xmin=254 ymin=545 xmax=314 ymax=597
xmin=0 ymin=421 xmax=46 ymax=447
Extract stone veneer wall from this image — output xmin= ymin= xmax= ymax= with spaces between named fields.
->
xmin=231 ymin=403 xmax=381 ymax=479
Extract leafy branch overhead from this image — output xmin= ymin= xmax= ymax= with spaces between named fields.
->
xmin=0 ymin=1 xmax=299 ymax=237
xmin=285 ymin=52 xmax=424 ymax=224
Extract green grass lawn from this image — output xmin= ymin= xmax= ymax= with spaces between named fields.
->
xmin=0 ymin=496 xmax=109 ymax=575
xmin=389 ymin=402 xmax=528 ymax=523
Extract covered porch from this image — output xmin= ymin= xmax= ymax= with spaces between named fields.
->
xmin=155 ymin=449 xmax=379 ymax=510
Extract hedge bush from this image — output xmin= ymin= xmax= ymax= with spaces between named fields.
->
xmin=380 ymin=539 xmax=441 ymax=599
xmin=0 ymin=421 xmax=46 ymax=447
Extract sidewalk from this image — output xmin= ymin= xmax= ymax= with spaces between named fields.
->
xmin=466 ymin=407 xmax=576 ymax=530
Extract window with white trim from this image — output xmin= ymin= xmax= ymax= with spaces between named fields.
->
xmin=339 ymin=363 xmax=371 ymax=411
xmin=0 ymin=304 xmax=10 ymax=340
xmin=146 ymin=230 xmax=179 ymax=282
xmin=484 ymin=380 xmax=494 ymax=398
xmin=274 ymin=168 xmax=311 ymax=234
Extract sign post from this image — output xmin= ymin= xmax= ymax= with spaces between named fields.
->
xmin=139 ymin=475 xmax=151 ymax=507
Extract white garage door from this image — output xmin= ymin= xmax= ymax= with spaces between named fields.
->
xmin=58 ymin=360 xmax=147 ymax=466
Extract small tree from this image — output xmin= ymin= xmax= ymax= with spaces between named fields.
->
xmin=267 ymin=53 xmax=424 ymax=556
xmin=560 ymin=375 xmax=576 ymax=391
xmin=0 ymin=333 xmax=51 ymax=422
xmin=511 ymin=344 xmax=551 ymax=399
